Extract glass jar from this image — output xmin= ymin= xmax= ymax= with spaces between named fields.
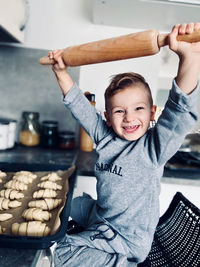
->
xmin=58 ymin=131 xmax=75 ymax=150
xmin=19 ymin=111 xmax=40 ymax=146
xmin=41 ymin=120 xmax=58 ymax=148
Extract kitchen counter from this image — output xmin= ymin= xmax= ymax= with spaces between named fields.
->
xmin=0 ymin=145 xmax=78 ymax=169
xmin=0 ymin=145 xmax=199 ymax=267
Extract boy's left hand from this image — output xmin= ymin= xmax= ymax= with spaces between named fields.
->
xmin=168 ymin=22 xmax=200 ymax=59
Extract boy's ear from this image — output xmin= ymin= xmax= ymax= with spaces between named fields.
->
xmin=150 ymin=105 xmax=157 ymax=121
xmin=104 ymin=111 xmax=112 ymax=127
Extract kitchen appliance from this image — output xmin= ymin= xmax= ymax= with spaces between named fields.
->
xmin=0 ymin=164 xmax=77 ymax=249
xmin=39 ymin=29 xmax=200 ymax=67
xmin=164 ymin=132 xmax=200 ymax=179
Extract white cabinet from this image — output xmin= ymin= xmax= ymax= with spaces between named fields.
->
xmin=73 ymin=175 xmax=97 ymax=200
xmin=0 ymin=0 xmax=28 ymax=42
xmin=160 ymin=180 xmax=200 ymax=216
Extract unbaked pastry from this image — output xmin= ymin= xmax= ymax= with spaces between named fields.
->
xmin=15 ymin=171 xmax=37 ymax=179
xmin=0 ymin=170 xmax=7 ymax=178
xmin=33 ymin=189 xmax=57 ymax=199
xmin=22 ymin=208 xmax=52 ymax=222
xmin=0 ymin=189 xmax=24 ymax=200
xmin=11 ymin=221 xmax=50 ymax=237
xmin=28 ymin=198 xmax=62 ymax=210
xmin=37 ymin=181 xmax=62 ymax=190
xmin=4 ymin=180 xmax=28 ymax=191
xmin=0 ymin=213 xmax=13 ymax=221
xmin=41 ymin=172 xmax=62 ymax=182
xmin=12 ymin=174 xmax=34 ymax=184
xmin=0 ymin=197 xmax=22 ymax=210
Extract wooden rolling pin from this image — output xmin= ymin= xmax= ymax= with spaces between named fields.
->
xmin=39 ymin=29 xmax=200 ymax=67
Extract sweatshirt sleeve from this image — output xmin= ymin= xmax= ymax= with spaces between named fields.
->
xmin=63 ymin=83 xmax=109 ymax=144
xmin=146 ymin=79 xmax=199 ymax=166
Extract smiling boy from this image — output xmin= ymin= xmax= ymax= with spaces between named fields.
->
xmin=49 ymin=23 xmax=200 ymax=266
xmin=104 ymin=72 xmax=156 ymax=141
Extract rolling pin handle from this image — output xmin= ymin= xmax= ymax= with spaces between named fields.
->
xmin=157 ymin=33 xmax=169 ymax=48
xmin=39 ymin=56 xmax=56 ymax=65
xmin=158 ymin=31 xmax=200 ymax=48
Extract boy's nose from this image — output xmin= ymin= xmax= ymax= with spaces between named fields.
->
xmin=124 ymin=112 xmax=134 ymax=122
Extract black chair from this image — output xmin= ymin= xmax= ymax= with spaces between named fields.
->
xmin=139 ymin=192 xmax=200 ymax=267
xmin=68 ymin=192 xmax=200 ymax=267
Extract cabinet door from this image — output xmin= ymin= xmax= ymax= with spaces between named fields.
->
xmin=0 ymin=0 xmax=27 ymax=42
xmin=73 ymin=175 xmax=97 ymax=200
xmin=160 ymin=182 xmax=200 ymax=216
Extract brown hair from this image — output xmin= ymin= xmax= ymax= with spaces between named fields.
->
xmin=104 ymin=72 xmax=153 ymax=111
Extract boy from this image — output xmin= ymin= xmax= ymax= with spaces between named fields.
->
xmin=49 ymin=23 xmax=200 ymax=266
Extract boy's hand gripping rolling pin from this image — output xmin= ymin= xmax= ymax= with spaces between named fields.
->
xmin=39 ymin=29 xmax=200 ymax=67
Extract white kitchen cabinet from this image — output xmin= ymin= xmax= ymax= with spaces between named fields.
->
xmin=160 ymin=179 xmax=200 ymax=215
xmin=0 ymin=0 xmax=28 ymax=42
xmin=73 ymin=175 xmax=97 ymax=200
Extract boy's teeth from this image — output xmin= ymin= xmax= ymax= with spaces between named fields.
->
xmin=125 ymin=126 xmax=137 ymax=129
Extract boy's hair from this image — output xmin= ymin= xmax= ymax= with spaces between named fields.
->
xmin=104 ymin=72 xmax=153 ymax=111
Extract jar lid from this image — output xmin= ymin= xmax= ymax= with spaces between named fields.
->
xmin=42 ymin=120 xmax=58 ymax=128
xmin=22 ymin=111 xmax=39 ymax=120
xmin=0 ymin=119 xmax=9 ymax=125
xmin=59 ymin=131 xmax=75 ymax=138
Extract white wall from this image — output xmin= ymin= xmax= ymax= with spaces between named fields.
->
xmin=24 ymin=0 xmax=165 ymax=113
xmin=24 ymin=0 xmax=200 ymax=127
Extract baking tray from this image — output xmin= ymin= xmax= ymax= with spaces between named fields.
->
xmin=0 ymin=163 xmax=76 ymax=249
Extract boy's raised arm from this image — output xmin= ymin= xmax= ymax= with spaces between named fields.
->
xmin=168 ymin=22 xmax=200 ymax=95
xmin=48 ymin=50 xmax=74 ymax=96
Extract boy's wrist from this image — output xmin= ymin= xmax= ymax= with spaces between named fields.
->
xmin=176 ymin=56 xmax=200 ymax=94
xmin=56 ymin=71 xmax=74 ymax=96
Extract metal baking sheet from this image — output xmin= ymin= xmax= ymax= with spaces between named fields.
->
xmin=0 ymin=164 xmax=76 ymax=249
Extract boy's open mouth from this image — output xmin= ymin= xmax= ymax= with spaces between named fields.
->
xmin=123 ymin=125 xmax=140 ymax=133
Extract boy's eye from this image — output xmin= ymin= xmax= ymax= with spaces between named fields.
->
xmin=136 ymin=106 xmax=144 ymax=111
xmin=115 ymin=110 xmax=124 ymax=114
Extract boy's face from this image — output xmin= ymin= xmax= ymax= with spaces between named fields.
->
xmin=104 ymin=85 xmax=156 ymax=141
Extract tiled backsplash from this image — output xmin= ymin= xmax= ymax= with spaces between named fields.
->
xmin=0 ymin=44 xmax=80 ymax=142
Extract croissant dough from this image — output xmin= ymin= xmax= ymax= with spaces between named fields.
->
xmin=0 ymin=168 xmax=71 ymax=238
xmin=12 ymin=174 xmax=34 ymax=185
xmin=0 ymin=213 xmax=13 ymax=221
xmin=0 ymin=171 xmax=6 ymax=178
xmin=0 ymin=170 xmax=7 ymax=184
xmin=12 ymin=221 xmax=50 ymax=237
xmin=0 ymin=198 xmax=22 ymax=210
xmin=37 ymin=181 xmax=62 ymax=190
xmin=4 ymin=180 xmax=28 ymax=191
xmin=15 ymin=171 xmax=37 ymax=179
xmin=41 ymin=172 xmax=62 ymax=182
xmin=28 ymin=198 xmax=62 ymax=210
xmin=0 ymin=189 xmax=24 ymax=200
xmin=33 ymin=189 xmax=57 ymax=199
xmin=22 ymin=208 xmax=52 ymax=222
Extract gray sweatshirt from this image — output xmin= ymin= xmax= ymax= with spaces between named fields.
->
xmin=63 ymin=79 xmax=199 ymax=259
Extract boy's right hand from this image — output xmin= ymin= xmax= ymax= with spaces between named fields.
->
xmin=48 ymin=49 xmax=74 ymax=96
xmin=48 ymin=49 xmax=66 ymax=73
